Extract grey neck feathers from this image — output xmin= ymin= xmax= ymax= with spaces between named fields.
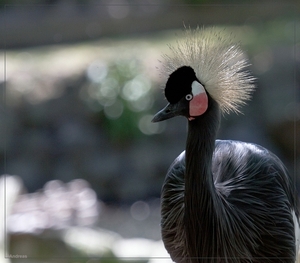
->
xmin=184 ymin=98 xmax=221 ymax=261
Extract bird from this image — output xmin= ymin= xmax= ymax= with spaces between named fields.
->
xmin=152 ymin=27 xmax=300 ymax=263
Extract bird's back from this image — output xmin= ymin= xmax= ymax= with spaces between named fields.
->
xmin=161 ymin=140 xmax=300 ymax=262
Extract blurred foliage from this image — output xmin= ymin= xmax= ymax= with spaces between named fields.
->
xmin=81 ymin=57 xmax=158 ymax=144
xmin=9 ymin=233 xmax=120 ymax=263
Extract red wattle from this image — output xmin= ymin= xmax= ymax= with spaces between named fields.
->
xmin=189 ymin=93 xmax=208 ymax=118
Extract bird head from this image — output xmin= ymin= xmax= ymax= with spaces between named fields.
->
xmin=152 ymin=27 xmax=255 ymax=123
xmin=152 ymin=66 xmax=209 ymax=122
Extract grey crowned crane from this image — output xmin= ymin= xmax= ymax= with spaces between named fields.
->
xmin=152 ymin=27 xmax=300 ymax=263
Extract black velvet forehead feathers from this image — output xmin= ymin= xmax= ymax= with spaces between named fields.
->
xmin=165 ymin=66 xmax=198 ymax=104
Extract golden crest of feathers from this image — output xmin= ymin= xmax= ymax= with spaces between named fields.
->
xmin=161 ymin=27 xmax=256 ymax=114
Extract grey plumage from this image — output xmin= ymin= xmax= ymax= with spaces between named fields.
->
xmin=161 ymin=140 xmax=299 ymax=262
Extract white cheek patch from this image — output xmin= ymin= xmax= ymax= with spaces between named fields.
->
xmin=191 ymin=80 xmax=205 ymax=96
xmin=189 ymin=81 xmax=208 ymax=118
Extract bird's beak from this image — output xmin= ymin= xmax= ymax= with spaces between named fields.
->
xmin=152 ymin=103 xmax=183 ymax=123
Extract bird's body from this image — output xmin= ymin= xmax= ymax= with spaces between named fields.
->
xmin=161 ymin=128 xmax=299 ymax=262
xmin=152 ymin=27 xmax=300 ymax=262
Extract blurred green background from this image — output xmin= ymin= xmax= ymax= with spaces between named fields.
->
xmin=1 ymin=0 xmax=300 ymax=262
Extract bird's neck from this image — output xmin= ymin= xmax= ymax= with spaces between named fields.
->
xmin=184 ymin=100 xmax=221 ymax=259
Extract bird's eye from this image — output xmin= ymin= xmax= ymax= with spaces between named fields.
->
xmin=185 ymin=94 xmax=193 ymax=101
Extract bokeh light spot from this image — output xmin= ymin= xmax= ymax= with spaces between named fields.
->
xmin=104 ymin=99 xmax=124 ymax=119
xmin=130 ymin=201 xmax=150 ymax=221
xmin=87 ymin=60 xmax=108 ymax=83
xmin=138 ymin=115 xmax=165 ymax=135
